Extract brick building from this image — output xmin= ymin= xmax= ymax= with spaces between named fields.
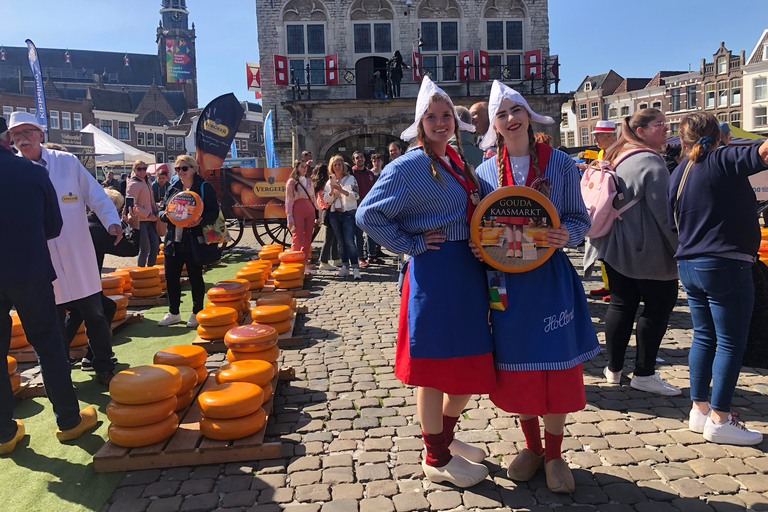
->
xmin=700 ymin=42 xmax=745 ymax=128
xmin=572 ymin=70 xmax=623 ymax=146
xmin=742 ymin=30 xmax=768 ymax=136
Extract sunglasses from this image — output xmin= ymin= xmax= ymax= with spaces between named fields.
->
xmin=135 ymin=166 xmax=148 ymax=171
xmin=175 ymin=166 xmax=191 ymax=172
xmin=9 ymin=128 xmax=41 ymax=140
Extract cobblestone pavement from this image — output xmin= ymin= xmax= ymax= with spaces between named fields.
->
xmin=104 ymin=244 xmax=768 ymax=512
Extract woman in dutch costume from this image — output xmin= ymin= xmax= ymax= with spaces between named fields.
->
xmin=357 ymin=77 xmax=494 ymax=488
xmin=474 ymin=81 xmax=600 ymax=493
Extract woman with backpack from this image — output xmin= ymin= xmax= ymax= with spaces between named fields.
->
xmin=668 ymin=112 xmax=768 ymax=445
xmin=587 ymin=108 xmax=681 ymax=396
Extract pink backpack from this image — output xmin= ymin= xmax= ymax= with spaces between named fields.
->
xmin=580 ymin=148 xmax=657 ymax=238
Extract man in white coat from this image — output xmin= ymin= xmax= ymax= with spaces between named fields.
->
xmin=9 ymin=112 xmax=122 ymax=386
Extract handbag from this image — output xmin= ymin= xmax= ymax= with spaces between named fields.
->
xmin=744 ymin=259 xmax=768 ymax=369
xmin=200 ymin=183 xmax=232 ymax=245
xmin=190 ymin=233 xmax=222 ymax=266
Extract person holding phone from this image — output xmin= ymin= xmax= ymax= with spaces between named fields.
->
xmin=285 ymin=159 xmax=318 ymax=264
xmin=324 ymin=156 xmax=361 ymax=280
xmin=126 ymin=160 xmax=160 ymax=267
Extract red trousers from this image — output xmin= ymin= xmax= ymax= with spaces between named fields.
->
xmin=291 ymin=198 xmax=315 ymax=263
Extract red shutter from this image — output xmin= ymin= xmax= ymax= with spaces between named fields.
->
xmin=325 ymin=54 xmax=338 ymax=85
xmin=274 ymin=55 xmax=289 ymax=86
xmin=478 ymin=51 xmax=489 ymax=81
xmin=524 ymin=50 xmax=542 ymax=79
xmin=412 ymin=52 xmax=421 ymax=81
xmin=459 ymin=51 xmax=474 ymax=81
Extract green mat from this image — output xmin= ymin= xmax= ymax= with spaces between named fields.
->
xmin=1 ymin=255 xmax=250 ymax=512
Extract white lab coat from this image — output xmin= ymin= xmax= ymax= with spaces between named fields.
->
xmin=36 ymin=146 xmax=121 ymax=304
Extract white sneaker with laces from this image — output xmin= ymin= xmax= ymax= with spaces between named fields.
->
xmin=630 ymin=372 xmax=681 ymax=396
xmin=421 ymin=455 xmax=488 ymax=488
xmin=353 ymin=268 xmax=361 ymax=280
xmin=158 ymin=312 xmax=183 ymax=326
xmin=603 ymin=366 xmax=621 ymax=384
xmin=689 ymin=408 xmax=710 ymax=433
xmin=186 ymin=314 xmax=199 ymax=328
xmin=703 ymin=413 xmax=763 ymax=445
xmin=337 ymin=266 xmax=350 ymax=277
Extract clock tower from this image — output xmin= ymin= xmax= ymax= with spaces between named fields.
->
xmin=157 ymin=0 xmax=198 ymax=108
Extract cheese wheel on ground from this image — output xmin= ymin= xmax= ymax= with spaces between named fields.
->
xmin=101 ymin=276 xmax=124 ymax=289
xmin=108 ymin=413 xmax=178 ymax=447
xmin=177 ymin=365 xmax=199 ymax=394
xmin=10 ymin=334 xmax=28 ymax=349
xmin=106 ymin=395 xmax=177 ymax=427
xmin=272 ymin=267 xmax=303 ymax=281
xmin=107 ymin=295 xmax=131 ymax=309
xmin=109 ymin=365 xmax=182 ymax=405
xmin=279 ymin=250 xmax=305 ymax=263
xmin=224 ymin=325 xmax=278 ymax=352
xmin=113 ymin=308 xmax=127 ymax=321
xmin=174 ymin=389 xmax=195 ymax=411
xmin=256 ymin=295 xmax=296 ymax=308
xmin=216 ymin=359 xmax=275 ymax=387
xmin=196 ymin=307 xmax=238 ymax=327
xmin=196 ymin=322 xmax=239 ymax=340
xmin=194 ymin=364 xmax=208 ymax=384
xmin=197 ymin=382 xmax=264 ymax=419
xmin=11 ymin=314 xmax=23 ymax=337
xmin=102 ymin=286 xmax=123 ymax=296
xmin=129 ymin=267 xmax=160 ymax=279
xmin=250 ymin=305 xmax=292 ymax=324
xmin=207 ymin=282 xmax=248 ymax=301
xmin=200 ymin=408 xmax=266 ymax=440
xmin=261 ymin=318 xmax=292 ymax=334
xmin=273 ymin=278 xmax=303 ymax=290
xmin=71 ymin=332 xmax=88 ymax=347
xmin=7 ymin=356 xmax=17 ymax=375
xmin=10 ymin=372 xmax=21 ymax=392
xmin=131 ymin=285 xmax=163 ymax=297
xmin=131 ymin=276 xmax=162 ymax=289
xmin=154 ymin=345 xmax=207 ymax=368
xmin=227 ymin=345 xmax=280 ymax=364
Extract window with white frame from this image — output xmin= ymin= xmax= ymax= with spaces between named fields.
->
xmin=756 ymin=106 xmax=767 ymax=127
xmin=717 ymin=82 xmax=728 ymax=107
xmin=566 ymin=132 xmax=575 ymax=147
xmin=2 ymin=106 xmax=12 ymax=121
xmin=147 ymin=132 xmax=155 ymax=146
xmin=286 ymin=24 xmax=326 ymax=85
xmin=420 ymin=21 xmax=459 ymax=82
xmin=235 ymin=140 xmax=241 ymax=151
xmin=156 ymin=151 xmax=164 ymax=163
xmin=620 ymin=105 xmax=629 ymax=117
xmin=584 ymin=82 xmax=592 ymax=92
xmin=49 ymin=110 xmax=60 ymax=130
xmin=730 ymin=78 xmax=741 ymax=105
xmin=651 ymin=101 xmax=662 ymax=110
xmin=167 ymin=137 xmax=175 ymax=150
xmin=241 ymin=139 xmax=248 ymax=151
xmin=730 ymin=112 xmax=741 ymax=128
xmin=29 ymin=108 xmax=36 ymax=118
xmin=73 ymin=113 xmax=82 ymax=131
xmin=590 ymin=101 xmax=599 ymax=118
xmin=717 ymin=56 xmax=727 ymax=74
xmin=118 ymin=121 xmax=130 ymax=140
xmin=137 ymin=131 xmax=145 ymax=146
xmin=639 ymin=103 xmax=648 ymax=109
xmin=670 ymin=88 xmax=681 ymax=111
xmin=579 ymin=104 xmax=587 ymax=120
xmin=353 ymin=23 xmax=392 ymax=54
xmin=717 ymin=113 xmax=728 ymax=123
xmin=16 ymin=107 xmax=26 ymax=112
xmin=686 ymin=85 xmax=697 ymax=109
xmin=156 ymin=133 xmax=164 ymax=147
xmin=99 ymin=119 xmax=111 ymax=136
xmin=61 ymin=112 xmax=71 ymax=131
xmin=670 ymin=122 xmax=679 ymax=135
xmin=176 ymin=137 xmax=184 ymax=151
xmin=486 ymin=20 xmax=523 ymax=80
xmin=705 ymin=83 xmax=715 ymax=108
xmin=580 ymin=127 xmax=589 ymax=146
xmin=561 ymin=116 xmax=568 ymax=128
xmin=755 ymin=77 xmax=767 ymax=101
xmin=608 ymin=107 xmax=617 ymax=118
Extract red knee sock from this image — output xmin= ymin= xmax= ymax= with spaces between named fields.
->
xmin=442 ymin=415 xmax=460 ymax=446
xmin=422 ymin=431 xmax=452 ymax=468
xmin=544 ymin=430 xmax=563 ymax=462
xmin=520 ymin=417 xmax=543 ymax=456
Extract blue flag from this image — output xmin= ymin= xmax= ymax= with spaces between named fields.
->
xmin=25 ymin=39 xmax=47 ymax=132
xmin=230 ymin=139 xmax=238 ymax=159
xmin=264 ymin=110 xmax=281 ymax=168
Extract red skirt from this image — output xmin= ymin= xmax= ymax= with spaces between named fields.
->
xmin=489 ymin=364 xmax=586 ymax=415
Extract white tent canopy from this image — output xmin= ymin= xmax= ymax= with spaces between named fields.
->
xmin=81 ymin=124 xmax=154 ymax=167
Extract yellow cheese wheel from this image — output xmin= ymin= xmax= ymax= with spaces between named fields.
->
xmin=262 ymin=382 xmax=273 ymax=402
xmin=264 ymin=244 xmax=283 ymax=250
xmin=129 ymin=267 xmax=160 ymax=279
xmin=216 ymin=359 xmax=275 ymax=387
xmin=101 ymin=276 xmax=124 ymax=289
xmin=131 ymin=285 xmax=163 ymax=297
xmin=194 ymin=364 xmax=208 ymax=384
xmin=174 ymin=389 xmax=195 ymax=411
xmin=272 ymin=267 xmax=303 ymax=281
xmin=177 ymin=365 xmax=199 ymax=394
xmin=258 ymin=248 xmax=280 ymax=259
xmin=112 ymin=268 xmax=136 ymax=281
xmin=106 ymin=295 xmax=131 ymax=309
xmin=200 ymin=407 xmax=266 ymax=440
xmin=122 ymin=284 xmax=133 ymax=292
xmin=102 ymin=286 xmax=123 ymax=296
xmin=109 ymin=365 xmax=182 ymax=405
xmin=196 ymin=307 xmax=238 ymax=327
xmin=204 ymin=297 xmax=241 ymax=309
xmin=235 ymin=269 xmax=264 ymax=282
xmin=197 ymin=382 xmax=264 ymax=419
xmin=255 ymin=294 xmax=295 ymax=308
xmin=106 ymin=395 xmax=177 ymax=427
xmin=10 ymin=372 xmax=21 ymax=392
xmin=250 ymin=305 xmax=292 ymax=324
xmin=218 ymin=278 xmax=253 ymax=291
xmin=7 ymin=356 xmax=17 ymax=375
xmin=196 ymin=322 xmax=239 ymax=340
xmin=207 ymin=282 xmax=248 ymax=301
xmin=154 ymin=345 xmax=207 ymax=368
xmin=224 ymin=325 xmax=278 ymax=352
xmin=278 ymin=263 xmax=306 ymax=273
xmin=131 ymin=276 xmax=162 ymax=289
xmin=273 ymin=278 xmax=303 ymax=290
xmin=279 ymin=250 xmax=305 ymax=263
xmin=113 ymin=307 xmax=127 ymax=321
xmin=272 ymin=361 xmax=279 ymax=375
xmin=108 ymin=413 xmax=178 ymax=448
xmin=11 ymin=314 xmax=23 ymax=337
xmin=10 ymin=334 xmax=28 ymax=349
xmin=243 ymin=260 xmax=272 ymax=269
xmin=227 ymin=345 xmax=280 ymax=363
xmin=260 ymin=318 xmax=292 ymax=334
xmin=70 ymin=332 xmax=88 ymax=347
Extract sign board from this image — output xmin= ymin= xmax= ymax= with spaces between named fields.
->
xmin=165 ymin=38 xmax=193 ymax=83
xmin=48 ymin=130 xmax=96 ymax=176
xmin=220 ymin=167 xmax=293 ymax=221
xmin=750 ymin=172 xmax=768 ymax=201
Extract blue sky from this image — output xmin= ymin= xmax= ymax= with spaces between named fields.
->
xmin=4 ymin=0 xmax=766 ymax=106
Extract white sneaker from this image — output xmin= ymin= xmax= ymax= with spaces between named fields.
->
xmin=305 ymin=268 xmax=317 ymax=275
xmin=630 ymin=372 xmax=681 ymax=396
xmin=603 ymin=366 xmax=621 ymax=385
xmin=448 ymin=439 xmax=486 ymax=463
xmin=186 ymin=314 xmax=199 ymax=328
xmin=422 ymin=455 xmax=488 ymax=488
xmin=318 ymin=262 xmax=334 ymax=270
xmin=158 ymin=312 xmax=182 ymax=326
xmin=703 ymin=413 xmax=763 ymax=446
xmin=337 ymin=266 xmax=350 ymax=277
xmin=352 ymin=268 xmax=361 ymax=280
xmin=689 ymin=407 xmax=710 ymax=433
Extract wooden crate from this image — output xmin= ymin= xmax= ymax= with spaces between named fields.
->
xmin=193 ymin=312 xmax=304 ymax=353
xmin=92 ymin=371 xmax=282 ymax=473
xmin=111 ymin=311 xmax=144 ymax=333
xmin=129 ymin=294 xmax=168 ymax=307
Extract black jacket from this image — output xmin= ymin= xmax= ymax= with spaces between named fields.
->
xmin=159 ymin=173 xmax=219 ymax=249
xmin=87 ymin=210 xmax=140 ymax=271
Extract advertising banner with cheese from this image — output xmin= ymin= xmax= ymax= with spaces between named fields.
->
xmin=165 ymin=38 xmax=193 ymax=83
xmin=220 ymin=161 xmax=292 ymax=221
xmin=195 ymin=93 xmax=245 ymax=181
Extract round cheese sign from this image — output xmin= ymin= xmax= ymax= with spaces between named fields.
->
xmin=470 ymin=186 xmax=560 ymax=273
xmin=166 ymin=191 xmax=203 ymax=227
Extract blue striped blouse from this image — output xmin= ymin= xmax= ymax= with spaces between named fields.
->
xmin=356 ymin=147 xmax=473 ymax=256
xmin=476 ymin=149 xmax=591 ymax=247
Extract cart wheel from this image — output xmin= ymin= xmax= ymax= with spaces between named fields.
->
xmin=252 ymin=219 xmax=292 ymax=248
xmin=220 ymin=219 xmax=245 ymax=252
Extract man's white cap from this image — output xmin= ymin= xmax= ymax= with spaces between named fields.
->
xmin=478 ymin=80 xmax=554 ymax=151
xmin=8 ymin=111 xmax=45 ymax=132
xmin=400 ymin=76 xmax=474 ymax=141
xmin=592 ymin=120 xmax=616 ymax=134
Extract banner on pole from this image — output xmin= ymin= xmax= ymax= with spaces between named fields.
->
xmin=195 ymin=93 xmax=244 ymax=180
xmin=25 ymin=39 xmax=48 ymax=132
xmin=264 ymin=110 xmax=281 ymax=168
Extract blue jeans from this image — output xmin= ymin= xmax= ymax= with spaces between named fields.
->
xmin=1 ymin=280 xmax=81 ymax=442
xmin=678 ymin=257 xmax=754 ymax=413
xmin=138 ymin=221 xmax=159 ymax=267
xmin=329 ymin=210 xmax=359 ymax=268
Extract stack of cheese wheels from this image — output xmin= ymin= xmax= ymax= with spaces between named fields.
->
xmin=218 ymin=279 xmax=253 ymax=317
xmin=224 ymin=324 xmax=280 ymax=384
xmin=197 ymin=381 xmax=267 ymax=440
xmin=241 ymin=260 xmax=272 ymax=286
xmin=101 ymin=275 xmax=124 ymax=296
xmin=271 ymin=265 xmax=304 ymax=290
xmin=154 ymin=345 xmax=209 ymax=389
xmin=8 ymin=355 xmax=21 ymax=393
xmin=279 ymin=250 xmax=305 ymax=265
xmin=107 ymin=294 xmax=131 ymax=322
xmin=258 ymin=245 xmax=282 ymax=267
xmin=196 ymin=306 xmax=239 ymax=341
xmin=129 ymin=267 xmax=163 ymax=298
xmin=206 ymin=281 xmax=250 ymax=322
xmin=256 ymin=293 xmax=298 ymax=311
xmin=216 ymin=359 xmax=276 ymax=403
xmin=235 ymin=267 xmax=266 ymax=291
xmin=250 ymin=304 xmax=293 ymax=334
xmin=153 ymin=265 xmax=167 ymax=292
xmin=110 ymin=267 xmax=136 ymax=294
xmin=70 ymin=321 xmax=88 ymax=347
xmin=9 ymin=312 xmax=29 ymax=351
xmin=107 ymin=365 xmax=182 ymax=447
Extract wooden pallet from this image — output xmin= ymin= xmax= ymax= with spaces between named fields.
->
xmin=250 ymin=277 xmax=311 ymax=299
xmin=192 ymin=312 xmax=304 ymax=353
xmin=129 ymin=294 xmax=168 ymax=307
xmin=111 ymin=312 xmax=144 ymax=333
xmin=13 ymin=372 xmax=45 ymax=398
xmin=92 ymin=371 xmax=282 ymax=473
